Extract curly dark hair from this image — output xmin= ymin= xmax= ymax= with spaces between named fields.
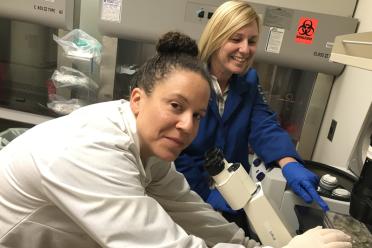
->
xmin=130 ymin=31 xmax=211 ymax=95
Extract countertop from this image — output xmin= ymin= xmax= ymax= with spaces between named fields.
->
xmin=325 ymin=212 xmax=372 ymax=247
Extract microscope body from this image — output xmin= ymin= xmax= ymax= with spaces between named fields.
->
xmin=205 ymin=148 xmax=292 ymax=247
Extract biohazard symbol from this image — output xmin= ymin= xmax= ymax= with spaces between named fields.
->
xmin=295 ymin=17 xmax=318 ymax=44
xmin=298 ymin=19 xmax=315 ymax=36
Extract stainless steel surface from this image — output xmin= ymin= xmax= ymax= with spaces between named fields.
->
xmin=98 ymin=36 xmax=118 ymax=101
xmin=298 ymin=73 xmax=333 ymax=159
xmin=0 ymin=0 xmax=74 ymax=30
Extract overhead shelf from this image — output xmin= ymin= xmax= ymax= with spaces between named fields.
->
xmin=330 ymin=31 xmax=372 ymax=71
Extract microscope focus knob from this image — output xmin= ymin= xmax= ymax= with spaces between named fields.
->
xmin=204 ymin=148 xmax=225 ymax=176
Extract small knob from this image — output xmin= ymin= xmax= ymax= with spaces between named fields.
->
xmin=253 ymin=158 xmax=262 ymax=167
xmin=196 ymin=9 xmax=205 ymax=18
xmin=319 ymin=174 xmax=338 ymax=191
xmin=204 ymin=148 xmax=225 ymax=176
xmin=331 ymin=188 xmax=351 ymax=200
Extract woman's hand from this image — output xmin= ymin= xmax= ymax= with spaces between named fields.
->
xmin=283 ymin=226 xmax=352 ymax=248
xmin=281 ymin=161 xmax=329 ymax=212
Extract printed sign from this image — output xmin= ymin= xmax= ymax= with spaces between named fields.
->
xmin=266 ymin=27 xmax=285 ymax=54
xmin=101 ymin=0 xmax=122 ymax=23
xmin=295 ymin=17 xmax=318 ymax=44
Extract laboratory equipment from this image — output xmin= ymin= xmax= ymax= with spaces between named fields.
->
xmin=204 ymin=148 xmax=292 ymax=247
xmin=249 ymin=84 xmax=372 ymax=242
xmin=0 ymin=0 xmax=76 ymax=125
xmin=249 ymin=148 xmax=372 ymax=246
xmin=97 ymin=0 xmax=358 ymax=160
xmin=249 ymin=157 xmax=357 ymax=234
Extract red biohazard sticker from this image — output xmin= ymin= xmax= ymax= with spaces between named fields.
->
xmin=295 ymin=17 xmax=318 ymax=44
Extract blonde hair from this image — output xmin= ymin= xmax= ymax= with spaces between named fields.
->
xmin=198 ymin=0 xmax=260 ymax=64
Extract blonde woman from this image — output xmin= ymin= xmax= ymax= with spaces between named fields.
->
xmin=176 ymin=0 xmax=328 ymax=236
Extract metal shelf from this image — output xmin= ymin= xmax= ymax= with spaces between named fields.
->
xmin=330 ymin=32 xmax=372 ymax=71
xmin=0 ymin=107 xmax=53 ymax=125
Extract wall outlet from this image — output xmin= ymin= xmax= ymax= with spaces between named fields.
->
xmin=327 ymin=119 xmax=337 ymax=142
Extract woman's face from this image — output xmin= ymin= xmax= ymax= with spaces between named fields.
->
xmin=130 ymin=70 xmax=210 ymax=162
xmin=210 ymin=21 xmax=259 ymax=77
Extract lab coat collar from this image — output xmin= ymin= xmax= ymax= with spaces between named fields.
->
xmin=120 ymin=100 xmax=138 ymax=148
xmin=118 ymin=100 xmax=148 ymax=179
xmin=119 ymin=100 xmax=169 ymax=184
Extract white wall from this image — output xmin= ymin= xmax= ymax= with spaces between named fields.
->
xmin=312 ymin=0 xmax=372 ymax=169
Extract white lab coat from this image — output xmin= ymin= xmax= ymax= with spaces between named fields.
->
xmin=0 ymin=100 xmax=259 ymax=248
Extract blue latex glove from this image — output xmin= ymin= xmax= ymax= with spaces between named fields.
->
xmin=282 ymin=162 xmax=330 ymax=212
xmin=207 ymin=189 xmax=237 ymax=214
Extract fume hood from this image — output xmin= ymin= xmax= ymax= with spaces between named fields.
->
xmin=0 ymin=0 xmax=76 ymax=126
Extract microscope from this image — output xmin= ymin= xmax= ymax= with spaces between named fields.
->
xmin=204 ymin=148 xmax=293 ymax=247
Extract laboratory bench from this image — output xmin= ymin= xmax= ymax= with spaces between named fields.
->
xmin=325 ymin=212 xmax=372 ymax=247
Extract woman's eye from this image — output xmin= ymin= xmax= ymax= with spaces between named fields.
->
xmin=249 ymin=40 xmax=257 ymax=45
xmin=193 ymin=113 xmax=203 ymax=121
xmin=170 ymin=102 xmax=182 ymax=111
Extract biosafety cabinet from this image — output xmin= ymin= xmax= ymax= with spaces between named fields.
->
xmin=97 ymin=0 xmax=358 ymax=160
xmin=0 ymin=0 xmax=77 ymax=129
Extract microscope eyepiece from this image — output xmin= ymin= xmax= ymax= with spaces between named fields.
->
xmin=204 ymin=148 xmax=225 ymax=176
